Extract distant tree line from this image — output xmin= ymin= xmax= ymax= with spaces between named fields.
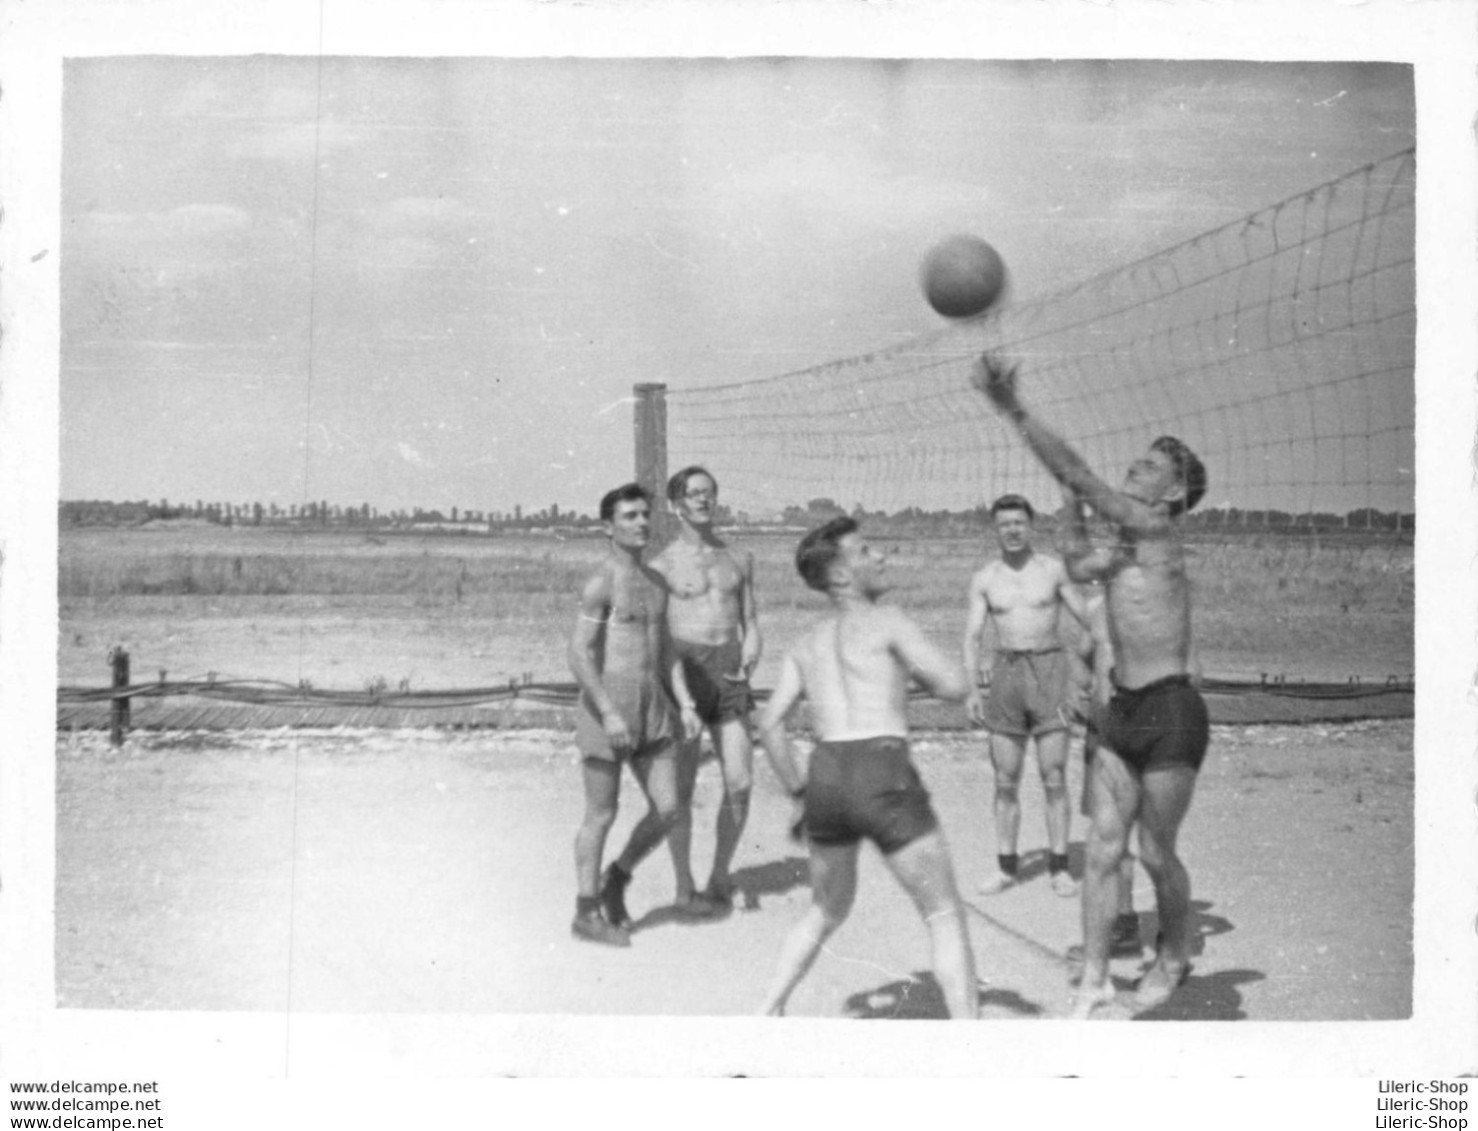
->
xmin=57 ymin=498 xmax=604 ymax=533
xmin=58 ymin=496 xmax=1413 ymax=536
xmin=774 ymin=497 xmax=1413 ymax=536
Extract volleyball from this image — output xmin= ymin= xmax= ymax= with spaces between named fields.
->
xmin=920 ymin=234 xmax=1006 ymax=318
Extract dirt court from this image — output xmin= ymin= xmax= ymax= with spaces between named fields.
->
xmin=55 ymin=718 xmax=1411 ymax=1022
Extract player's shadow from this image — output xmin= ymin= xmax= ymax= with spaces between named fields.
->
xmin=725 ymin=856 xmax=810 ymax=911
xmin=629 ymin=855 xmax=809 ymax=932
xmin=1135 ymin=899 xmax=1236 ymax=957
xmin=844 ymin=973 xmax=1045 ymax=1020
xmin=1132 ymin=967 xmax=1264 ymax=1021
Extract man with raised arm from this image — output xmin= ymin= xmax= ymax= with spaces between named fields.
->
xmin=649 ymin=466 xmax=762 ymax=915
xmin=567 ymin=483 xmax=701 ymax=947
xmin=963 ymin=493 xmax=1089 ymax=897
xmin=754 ymin=516 xmax=979 ymax=1020
xmin=972 ymin=354 xmax=1209 ymax=1018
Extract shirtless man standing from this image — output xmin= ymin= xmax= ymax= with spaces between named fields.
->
xmin=754 ymin=517 xmax=978 ymax=1020
xmin=568 ymin=483 xmax=701 ymax=947
xmin=964 ymin=494 xmax=1088 ymax=897
xmin=973 ymin=354 xmax=1209 ymax=1017
xmin=650 ymin=466 xmax=761 ymax=914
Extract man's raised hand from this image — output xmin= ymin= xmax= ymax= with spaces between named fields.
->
xmin=970 ymin=351 xmax=1019 ymax=411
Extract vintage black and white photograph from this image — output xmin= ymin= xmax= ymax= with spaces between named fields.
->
xmin=3 ymin=0 xmax=1475 ymax=1106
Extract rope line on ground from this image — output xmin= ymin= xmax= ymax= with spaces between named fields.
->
xmin=57 ymin=674 xmax=1415 ymax=710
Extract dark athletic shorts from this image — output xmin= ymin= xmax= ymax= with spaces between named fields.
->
xmin=803 ymin=736 xmax=939 ymax=855
xmin=1093 ymin=674 xmax=1210 ymax=775
xmin=674 ymin=637 xmax=753 ymax=726
xmin=983 ymin=648 xmax=1074 ymax=737
xmin=575 ymin=674 xmax=678 ymax=763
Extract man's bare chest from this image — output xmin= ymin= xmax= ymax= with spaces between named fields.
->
xmin=667 ymin=549 xmax=742 ymax=599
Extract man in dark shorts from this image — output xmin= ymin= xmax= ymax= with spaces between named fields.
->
xmin=567 ymin=483 xmax=701 ymax=947
xmin=974 ymin=353 xmax=1209 ymax=1017
xmin=963 ymin=494 xmax=1088 ymax=896
xmin=753 ymin=517 xmax=979 ymax=1019
xmin=650 ymin=466 xmax=762 ymax=914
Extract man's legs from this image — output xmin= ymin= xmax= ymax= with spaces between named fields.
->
xmin=980 ymin=731 xmax=1026 ymax=893
xmin=759 ymin=842 xmax=859 ymax=1016
xmin=1070 ymin=746 xmax=1139 ymax=1017
xmin=1035 ymin=726 xmax=1076 ymax=896
xmin=883 ymin=829 xmax=980 ymax=1020
xmin=1133 ymin=764 xmax=1199 ymax=1007
xmin=603 ymin=751 xmax=681 ymax=927
xmin=704 ymin=717 xmax=754 ymax=901
xmin=665 ymin=737 xmax=702 ymax=902
xmin=573 ymin=758 xmax=629 ymax=946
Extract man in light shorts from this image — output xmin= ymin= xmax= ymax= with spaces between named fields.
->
xmin=567 ymin=483 xmax=700 ymax=947
xmin=964 ymin=494 xmax=1089 ymax=897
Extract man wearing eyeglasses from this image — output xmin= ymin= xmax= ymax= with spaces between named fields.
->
xmin=648 ymin=465 xmax=763 ymax=916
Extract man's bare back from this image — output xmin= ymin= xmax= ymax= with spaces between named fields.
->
xmin=753 ymin=517 xmax=977 ymax=1019
xmin=790 ymin=604 xmax=921 ymax=742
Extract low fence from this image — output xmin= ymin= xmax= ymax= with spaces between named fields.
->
xmin=59 ymin=652 xmax=1415 ymax=744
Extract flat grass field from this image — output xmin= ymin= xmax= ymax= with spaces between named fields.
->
xmin=58 ymin=523 xmax=1414 ymax=692
xmin=53 ymin=523 xmax=1415 ymax=1024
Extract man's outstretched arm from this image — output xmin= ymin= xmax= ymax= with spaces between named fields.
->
xmin=971 ymin=354 xmax=1142 ymax=529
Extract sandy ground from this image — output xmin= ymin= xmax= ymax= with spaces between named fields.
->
xmin=55 ymin=718 xmax=1411 ymax=1021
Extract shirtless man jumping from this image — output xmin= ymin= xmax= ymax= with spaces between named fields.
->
xmin=973 ymin=354 xmax=1209 ymax=1018
xmin=567 ymin=483 xmax=701 ymax=947
xmin=963 ymin=494 xmax=1088 ymax=897
xmin=754 ymin=517 xmax=979 ymax=1019
xmin=650 ymin=466 xmax=761 ymax=914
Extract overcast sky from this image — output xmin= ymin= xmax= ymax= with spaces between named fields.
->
xmin=59 ymin=58 xmax=1414 ymax=516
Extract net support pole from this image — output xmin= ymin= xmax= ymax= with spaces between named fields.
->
xmin=633 ymin=383 xmax=673 ymax=540
xmin=108 ymin=646 xmax=131 ymax=747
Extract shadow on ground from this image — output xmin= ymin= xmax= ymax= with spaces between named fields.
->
xmin=727 ymin=855 xmax=810 ymax=911
xmin=1135 ymin=898 xmax=1237 ymax=957
xmin=629 ymin=855 xmax=810 ymax=933
xmin=1133 ymin=968 xmax=1264 ymax=1021
xmin=844 ymin=972 xmax=1047 ymax=1020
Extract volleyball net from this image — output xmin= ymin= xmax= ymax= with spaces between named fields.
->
xmin=658 ymin=150 xmax=1415 ymax=530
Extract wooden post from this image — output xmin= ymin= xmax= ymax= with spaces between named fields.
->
xmin=109 ymin=646 xmax=131 ymax=747
xmin=633 ymin=382 xmax=674 ymax=543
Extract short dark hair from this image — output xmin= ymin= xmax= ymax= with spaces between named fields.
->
xmin=795 ymin=515 xmax=859 ymax=593
xmin=990 ymin=493 xmax=1035 ymax=521
xmin=667 ymin=465 xmax=717 ymax=504
xmin=1150 ymin=436 xmax=1207 ymax=516
xmin=599 ymin=482 xmax=651 ymax=523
